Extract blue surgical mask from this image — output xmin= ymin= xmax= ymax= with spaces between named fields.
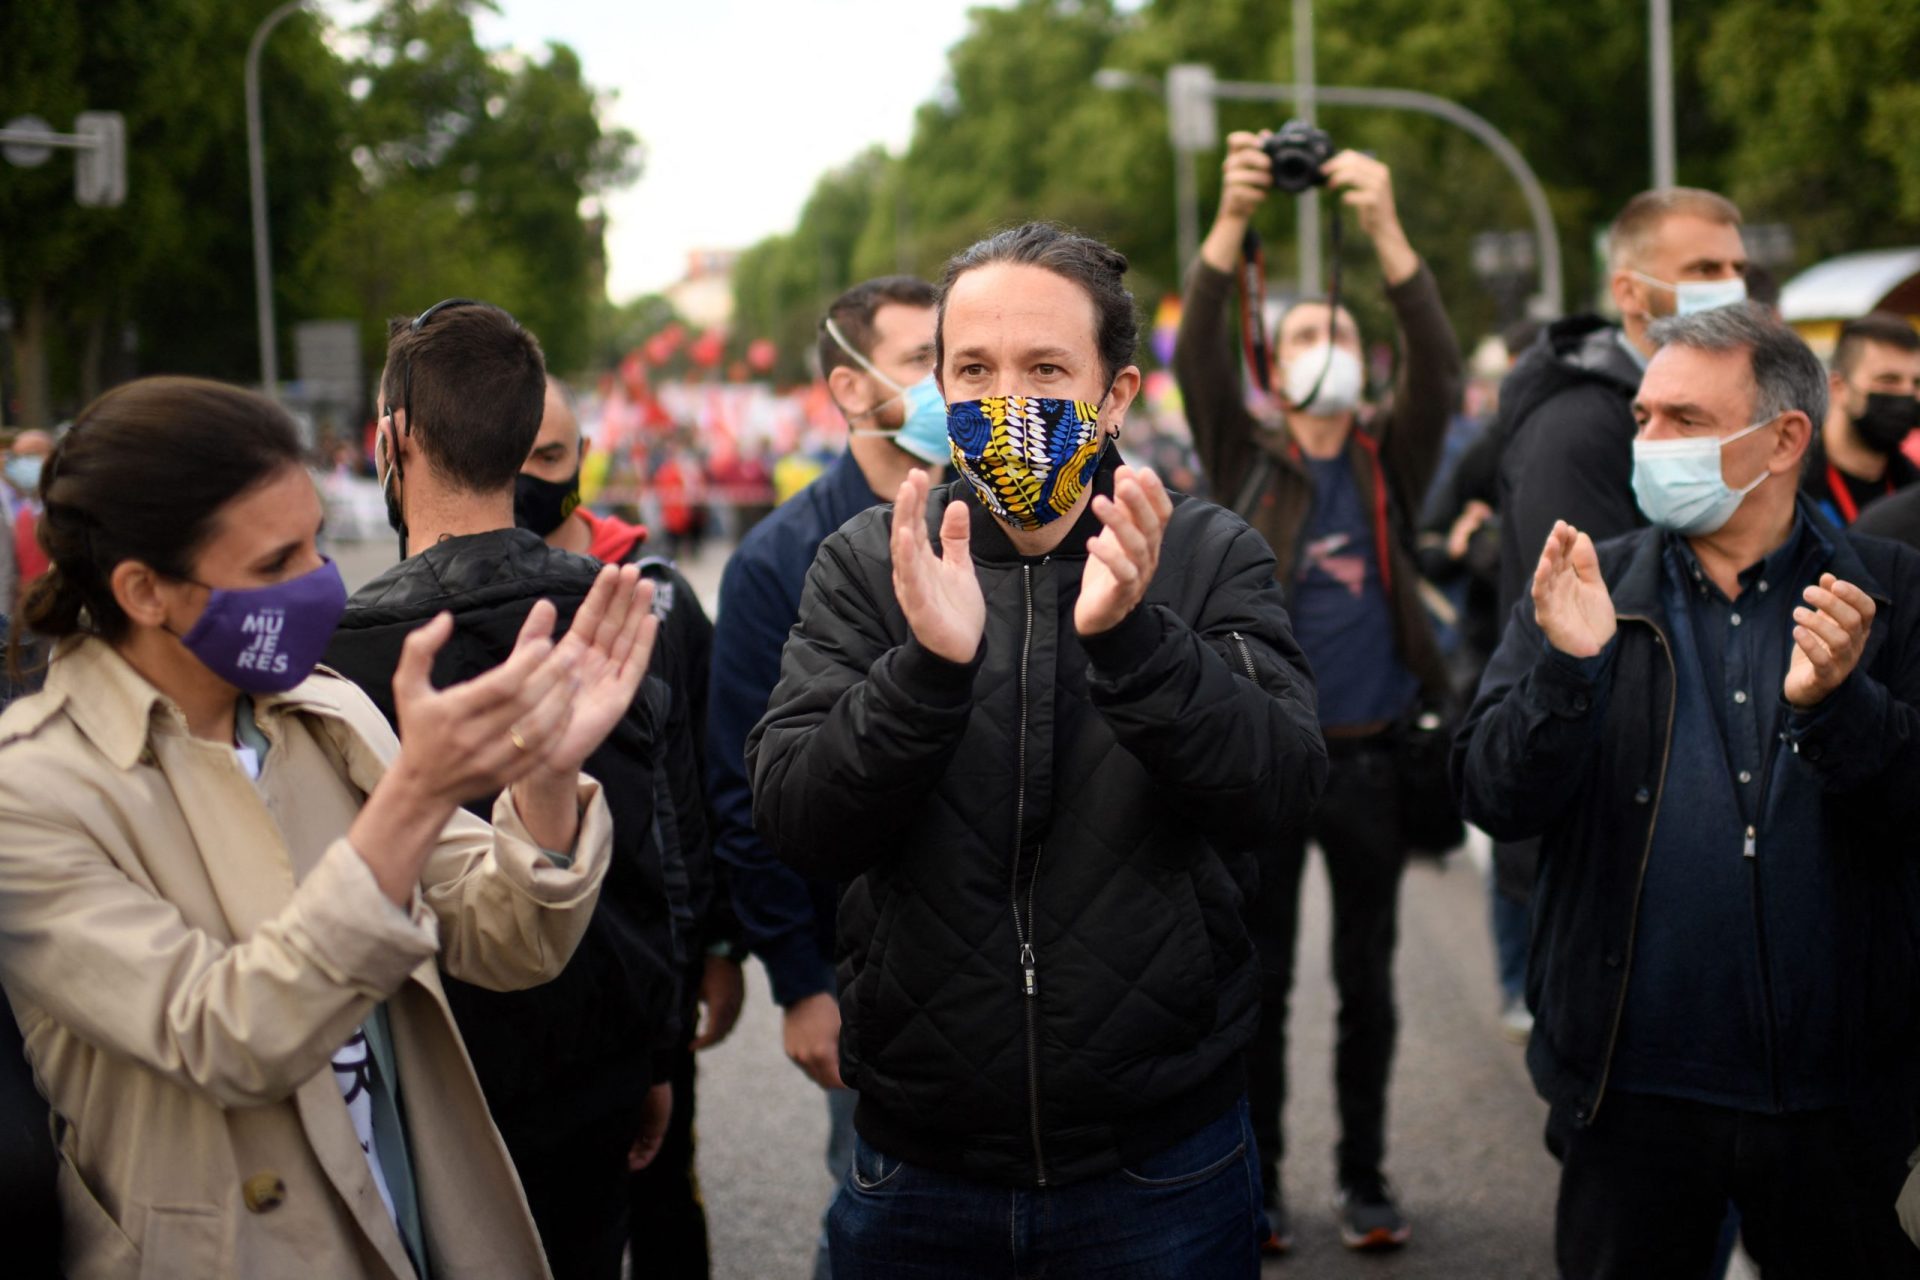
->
xmin=824 ymin=317 xmax=947 ymax=466
xmin=1630 ymin=271 xmax=1749 ymax=317
xmin=4 ymin=455 xmax=43 ymax=495
xmin=889 ymin=375 xmax=952 ymax=465
xmin=1630 ymin=415 xmax=1776 ymax=536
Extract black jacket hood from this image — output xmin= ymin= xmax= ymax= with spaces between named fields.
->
xmin=1499 ymin=316 xmax=1642 ymax=447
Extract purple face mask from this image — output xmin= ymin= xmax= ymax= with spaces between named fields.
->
xmin=177 ymin=559 xmax=348 ymax=694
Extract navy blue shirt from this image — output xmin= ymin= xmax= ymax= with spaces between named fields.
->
xmin=1611 ymin=512 xmax=1846 ymax=1111
xmin=708 ymin=452 xmax=884 ymax=1007
xmin=1288 ymin=457 xmax=1419 ymax=728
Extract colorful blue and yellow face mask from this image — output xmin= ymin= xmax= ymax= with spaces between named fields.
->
xmin=947 ymin=395 xmax=1109 ymax=531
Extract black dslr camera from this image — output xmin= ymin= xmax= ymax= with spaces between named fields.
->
xmin=1262 ymin=120 xmax=1335 ymax=194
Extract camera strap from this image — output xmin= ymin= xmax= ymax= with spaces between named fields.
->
xmin=1238 ymin=204 xmax=1344 ymax=404
xmin=1239 ymin=227 xmax=1273 ymax=394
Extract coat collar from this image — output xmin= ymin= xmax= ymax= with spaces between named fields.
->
xmin=1611 ymin=498 xmax=1887 ymax=619
xmin=41 ymin=636 xmax=178 ymax=771
xmin=40 ymin=636 xmax=385 ymax=777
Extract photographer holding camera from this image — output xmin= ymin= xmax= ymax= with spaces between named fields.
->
xmin=1174 ymin=126 xmax=1462 ymax=1255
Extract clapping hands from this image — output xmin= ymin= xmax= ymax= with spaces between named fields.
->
xmin=1532 ymin=521 xmax=1616 ymax=659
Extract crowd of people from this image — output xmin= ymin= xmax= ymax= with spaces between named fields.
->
xmin=0 ymin=125 xmax=1918 ymax=1280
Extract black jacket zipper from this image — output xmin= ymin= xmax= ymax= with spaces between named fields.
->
xmin=1011 ymin=563 xmax=1048 ymax=1185
xmin=1230 ymin=631 xmax=1257 ymax=681
xmin=1745 ymin=705 xmax=1789 ymax=1111
xmin=1587 ymin=614 xmax=1677 ymax=1125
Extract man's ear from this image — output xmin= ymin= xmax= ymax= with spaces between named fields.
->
xmin=1774 ymin=410 xmax=1814 ymax=475
xmin=378 ymin=414 xmax=417 ymax=470
xmin=110 ymin=560 xmax=172 ymax=631
xmin=1608 ymin=270 xmax=1644 ymax=321
xmin=1099 ymin=365 xmax=1145 ymax=436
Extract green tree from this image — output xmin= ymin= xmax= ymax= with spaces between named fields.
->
xmin=1700 ymin=0 xmax=1920 ymax=260
xmin=589 ymin=292 xmax=683 ymax=371
xmin=308 ymin=0 xmax=641 ymax=380
xmin=735 ymin=0 xmax=1920 ymax=371
xmin=0 ymin=0 xmax=349 ymax=424
xmin=0 ymin=0 xmax=638 ymax=426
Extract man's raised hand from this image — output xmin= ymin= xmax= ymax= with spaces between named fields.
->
xmin=1217 ymin=131 xmax=1275 ymax=223
xmin=1322 ymin=149 xmax=1419 ymax=286
xmin=1786 ymin=573 xmax=1875 ymax=709
xmin=1076 ymin=465 xmax=1173 ymax=637
xmin=891 ymin=469 xmax=985 ymax=664
xmin=1532 ymin=520 xmax=1616 ymax=659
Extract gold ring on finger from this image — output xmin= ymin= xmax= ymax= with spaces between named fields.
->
xmin=509 ymin=725 xmax=529 ymax=752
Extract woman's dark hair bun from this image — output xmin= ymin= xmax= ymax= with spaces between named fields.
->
xmin=10 ymin=376 xmax=304 ymax=675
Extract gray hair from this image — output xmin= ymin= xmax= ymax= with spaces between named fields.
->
xmin=1647 ymin=301 xmax=1828 ymax=427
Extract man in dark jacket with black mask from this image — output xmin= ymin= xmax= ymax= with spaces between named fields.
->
xmin=1804 ymin=312 xmax=1920 ymax=528
xmin=516 ymin=372 xmax=739 ymax=1277
xmin=749 ymin=223 xmax=1326 ymax=1278
xmin=323 ymin=300 xmax=682 ymax=1280
xmin=1457 ymin=303 xmax=1920 ymax=1278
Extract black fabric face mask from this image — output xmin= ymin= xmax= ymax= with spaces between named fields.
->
xmin=515 ymin=468 xmax=582 ymax=537
xmin=1854 ymin=392 xmax=1920 ymax=455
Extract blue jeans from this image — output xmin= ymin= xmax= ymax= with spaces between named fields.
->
xmin=1488 ymin=870 xmax=1530 ymax=1004
xmin=813 ymin=1087 xmax=857 ymax=1280
xmin=826 ymin=1098 xmax=1262 ymax=1278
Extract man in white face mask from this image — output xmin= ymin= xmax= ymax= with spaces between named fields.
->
xmin=1174 ymin=135 xmax=1463 ymax=1254
xmin=1459 ymin=301 xmax=1920 ymax=1279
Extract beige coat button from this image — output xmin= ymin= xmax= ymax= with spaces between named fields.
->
xmin=243 ymin=1173 xmax=287 ymax=1213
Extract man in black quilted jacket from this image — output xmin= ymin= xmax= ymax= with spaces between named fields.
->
xmin=748 ymin=222 xmax=1327 ymax=1278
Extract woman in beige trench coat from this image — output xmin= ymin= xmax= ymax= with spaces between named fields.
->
xmin=0 ymin=377 xmax=660 ymax=1279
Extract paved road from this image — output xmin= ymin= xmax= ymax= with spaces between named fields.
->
xmin=694 ymin=852 xmax=1564 ymax=1279
xmin=330 ymin=531 xmax=1638 ymax=1279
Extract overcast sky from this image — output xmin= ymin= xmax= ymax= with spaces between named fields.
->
xmin=466 ymin=0 xmax=1011 ymax=300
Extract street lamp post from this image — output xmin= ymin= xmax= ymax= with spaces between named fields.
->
xmin=1650 ymin=0 xmax=1676 ymax=187
xmin=1292 ymin=0 xmax=1321 ymax=298
xmin=1093 ymin=67 xmax=1211 ymax=276
xmin=247 ymin=0 xmax=306 ymax=399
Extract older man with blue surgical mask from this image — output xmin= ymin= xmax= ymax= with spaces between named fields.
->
xmin=1457 ymin=301 xmax=1920 ymax=1278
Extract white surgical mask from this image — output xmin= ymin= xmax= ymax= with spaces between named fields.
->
xmin=1629 ymin=271 xmax=1749 ymax=317
xmin=1284 ymin=342 xmax=1364 ymax=415
xmin=1630 ymin=414 xmax=1777 ymax=535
